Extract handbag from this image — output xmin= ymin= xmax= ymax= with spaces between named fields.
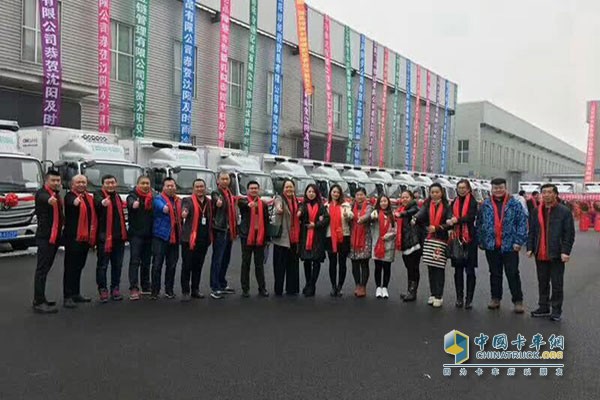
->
xmin=268 ymin=214 xmax=283 ymax=239
xmin=422 ymin=238 xmax=448 ymax=269
xmin=449 ymin=237 xmax=469 ymax=265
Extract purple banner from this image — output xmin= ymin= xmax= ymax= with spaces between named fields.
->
xmin=367 ymin=42 xmax=378 ymax=166
xmin=302 ymin=90 xmax=311 ymax=158
xmin=40 ymin=0 xmax=62 ymax=126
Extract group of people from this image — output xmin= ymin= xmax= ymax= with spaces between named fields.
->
xmin=32 ymin=170 xmax=575 ymax=322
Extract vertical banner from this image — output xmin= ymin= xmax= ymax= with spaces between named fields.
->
xmin=390 ymin=54 xmax=400 ymax=167
xmin=179 ymin=0 xmax=195 ymax=143
xmin=344 ymin=27 xmax=354 ymax=164
xmin=133 ymin=0 xmax=150 ymax=138
xmin=441 ymin=80 xmax=450 ymax=173
xmin=353 ymin=34 xmax=366 ymax=166
xmin=378 ymin=48 xmax=389 ymax=168
xmin=269 ymin=0 xmax=284 ymax=155
xmin=430 ymin=75 xmax=441 ymax=173
xmin=303 ymin=91 xmax=311 ymax=158
xmin=324 ymin=15 xmax=334 ymax=162
xmin=584 ymin=101 xmax=598 ymax=182
xmin=98 ymin=0 xmax=111 ymax=132
xmin=217 ymin=0 xmax=232 ymax=147
xmin=40 ymin=0 xmax=62 ymax=127
xmin=295 ymin=0 xmax=312 ymax=96
xmin=367 ymin=42 xmax=379 ymax=166
xmin=411 ymin=65 xmax=421 ymax=170
xmin=421 ymin=70 xmax=431 ymax=171
xmin=404 ymin=60 xmax=412 ymax=169
xmin=242 ymin=0 xmax=258 ymax=151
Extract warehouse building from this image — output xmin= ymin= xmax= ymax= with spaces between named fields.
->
xmin=0 ymin=0 xmax=457 ymax=169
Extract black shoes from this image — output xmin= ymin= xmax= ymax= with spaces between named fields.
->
xmin=191 ymin=292 xmax=205 ymax=299
xmin=210 ymin=291 xmax=223 ymax=300
xmin=72 ymin=295 xmax=92 ymax=303
xmin=181 ymin=293 xmax=192 ymax=302
xmin=531 ymin=308 xmax=551 ymax=318
xmin=455 ymin=299 xmax=464 ymax=308
xmin=33 ymin=303 xmax=58 ymax=314
xmin=63 ymin=298 xmax=78 ymax=309
xmin=259 ymin=289 xmax=269 ymax=298
xmin=221 ymin=287 xmax=235 ymax=294
xmin=402 ymin=281 xmax=418 ymax=302
xmin=242 ymin=291 xmax=251 ymax=298
xmin=464 ymin=299 xmax=473 ymax=310
xmin=549 ymin=311 xmax=562 ymax=322
xmin=304 ymin=286 xmax=316 ymax=297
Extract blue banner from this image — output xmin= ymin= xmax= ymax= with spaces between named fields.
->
xmin=353 ymin=34 xmax=366 ymax=166
xmin=441 ymin=80 xmax=450 ymax=173
xmin=269 ymin=0 xmax=284 ymax=155
xmin=179 ymin=0 xmax=196 ymax=144
xmin=404 ymin=60 xmax=412 ymax=169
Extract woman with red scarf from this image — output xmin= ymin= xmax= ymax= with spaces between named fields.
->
xmin=271 ymin=179 xmax=301 ymax=296
xmin=298 ymin=184 xmax=329 ymax=297
xmin=325 ymin=184 xmax=353 ymax=297
xmin=448 ymin=179 xmax=479 ymax=309
xmin=369 ymin=195 xmax=396 ymax=299
xmin=349 ymin=187 xmax=373 ymax=298
xmin=395 ymin=190 xmax=423 ymax=302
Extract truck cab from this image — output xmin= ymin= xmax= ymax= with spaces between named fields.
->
xmin=301 ymin=160 xmax=350 ymax=201
xmin=389 ymin=170 xmax=419 ymax=200
xmin=518 ymin=181 xmax=543 ymax=195
xmin=433 ymin=175 xmax=457 ymax=201
xmin=262 ymin=155 xmax=315 ymax=199
xmin=337 ymin=164 xmax=377 ymax=200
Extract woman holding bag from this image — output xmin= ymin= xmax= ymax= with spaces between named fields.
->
xmin=370 ymin=195 xmax=396 ymax=299
xmin=395 ymin=190 xmax=423 ymax=302
xmin=325 ymin=184 xmax=353 ymax=297
xmin=349 ymin=187 xmax=373 ymax=298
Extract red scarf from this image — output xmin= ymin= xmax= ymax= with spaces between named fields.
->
xmin=453 ymin=194 xmax=472 ymax=243
xmin=395 ymin=206 xmax=406 ymax=250
xmin=351 ymin=201 xmax=368 ymax=251
xmin=491 ymin=195 xmax=510 ymax=249
xmin=374 ymin=211 xmax=391 ymax=259
xmin=44 ymin=185 xmax=62 ymax=245
xmin=161 ymin=193 xmax=181 ymax=245
xmin=222 ymin=188 xmax=237 ymax=240
xmin=329 ymin=201 xmax=344 ymax=253
xmin=135 ymin=187 xmax=153 ymax=210
xmin=305 ymin=202 xmax=320 ymax=251
xmin=102 ymin=190 xmax=127 ymax=253
xmin=530 ymin=196 xmax=539 ymax=210
xmin=73 ymin=191 xmax=97 ymax=246
xmin=285 ymin=195 xmax=300 ymax=244
xmin=427 ymin=201 xmax=445 ymax=239
xmin=247 ymin=196 xmax=266 ymax=246
xmin=189 ymin=195 xmax=212 ymax=250
xmin=537 ymin=204 xmax=555 ymax=261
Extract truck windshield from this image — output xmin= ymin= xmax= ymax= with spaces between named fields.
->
xmin=85 ymin=163 xmax=144 ymax=193
xmin=0 ymin=158 xmax=43 ymax=193
xmin=295 ymin=177 xmax=316 ymax=197
xmin=584 ymin=184 xmax=600 ymax=193
xmin=332 ymin=180 xmax=350 ymax=196
xmin=172 ymin=169 xmax=216 ymax=195
xmin=239 ymin=173 xmax=275 ymax=197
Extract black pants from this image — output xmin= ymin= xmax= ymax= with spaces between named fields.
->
xmin=485 ymin=250 xmax=523 ymax=303
xmin=351 ymin=259 xmax=369 ymax=286
xmin=536 ymin=259 xmax=565 ymax=313
xmin=151 ymin=238 xmax=180 ymax=295
xmin=402 ymin=251 xmax=422 ymax=283
xmin=374 ymin=260 xmax=391 ymax=287
xmin=241 ymin=239 xmax=266 ymax=293
xmin=63 ymin=240 xmax=90 ymax=299
xmin=303 ymin=260 xmax=321 ymax=288
xmin=328 ymin=251 xmax=348 ymax=289
xmin=428 ymin=266 xmax=445 ymax=299
xmin=128 ymin=236 xmax=152 ymax=291
xmin=33 ymin=239 xmax=59 ymax=305
xmin=273 ymin=244 xmax=299 ymax=295
xmin=181 ymin=242 xmax=209 ymax=295
xmin=453 ymin=261 xmax=476 ymax=301
xmin=96 ymin=240 xmax=125 ymax=291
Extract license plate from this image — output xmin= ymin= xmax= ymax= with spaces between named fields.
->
xmin=0 ymin=231 xmax=18 ymax=241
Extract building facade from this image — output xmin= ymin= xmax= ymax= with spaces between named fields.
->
xmin=451 ymin=101 xmax=585 ymax=190
xmin=0 ymin=0 xmax=457 ymax=170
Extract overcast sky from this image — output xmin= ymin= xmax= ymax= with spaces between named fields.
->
xmin=307 ymin=0 xmax=600 ymax=152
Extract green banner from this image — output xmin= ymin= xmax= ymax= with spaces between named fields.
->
xmin=133 ymin=0 xmax=150 ymax=138
xmin=242 ymin=0 xmax=258 ymax=151
xmin=390 ymin=54 xmax=400 ymax=166
xmin=344 ymin=26 xmax=354 ymax=164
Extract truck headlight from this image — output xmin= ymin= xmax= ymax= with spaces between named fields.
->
xmin=31 ymin=215 xmax=38 ymax=224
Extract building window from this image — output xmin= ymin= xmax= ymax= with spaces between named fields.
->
xmin=224 ymin=140 xmax=242 ymax=150
xmin=173 ymin=41 xmax=197 ymax=97
xmin=511 ymin=149 xmax=515 ymax=169
xmin=227 ymin=59 xmax=244 ymax=108
xmin=110 ymin=20 xmax=134 ymax=83
xmin=333 ymin=93 xmax=343 ymax=130
xmin=457 ymin=140 xmax=469 ymax=164
xmin=504 ymin=147 xmax=509 ymax=168
xmin=22 ymin=0 xmax=62 ymax=63
xmin=301 ymin=86 xmax=315 ymax=125
xmin=110 ymin=125 xmax=132 ymax=139
xmin=481 ymin=141 xmax=488 ymax=165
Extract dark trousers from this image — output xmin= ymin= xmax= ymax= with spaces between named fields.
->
xmin=273 ymin=244 xmax=300 ymax=295
xmin=402 ymin=251 xmax=422 ymax=283
xmin=210 ymin=230 xmax=233 ymax=292
xmin=241 ymin=239 xmax=266 ymax=293
xmin=128 ymin=236 xmax=152 ymax=291
xmin=63 ymin=240 xmax=90 ymax=299
xmin=485 ymin=250 xmax=523 ymax=303
xmin=181 ymin=242 xmax=209 ymax=295
xmin=351 ymin=259 xmax=370 ymax=286
xmin=374 ymin=260 xmax=391 ymax=288
xmin=151 ymin=238 xmax=179 ymax=295
xmin=453 ymin=261 xmax=476 ymax=301
xmin=428 ymin=266 xmax=445 ymax=299
xmin=303 ymin=260 xmax=321 ymax=289
xmin=33 ymin=239 xmax=59 ymax=305
xmin=328 ymin=251 xmax=348 ymax=289
xmin=96 ymin=240 xmax=125 ymax=291
xmin=536 ymin=259 xmax=565 ymax=313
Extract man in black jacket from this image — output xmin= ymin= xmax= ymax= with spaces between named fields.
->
xmin=527 ymin=183 xmax=575 ymax=321
xmin=32 ymin=170 xmax=63 ymax=314
xmin=526 ymin=191 xmax=540 ymax=216
xmin=126 ymin=175 xmax=154 ymax=300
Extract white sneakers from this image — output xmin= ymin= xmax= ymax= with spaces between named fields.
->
xmin=433 ymin=298 xmax=444 ymax=308
xmin=428 ymin=296 xmax=435 ymax=305
xmin=382 ymin=288 xmax=389 ymax=299
xmin=376 ymin=287 xmax=383 ymax=298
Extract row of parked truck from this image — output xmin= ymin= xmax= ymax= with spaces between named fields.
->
xmin=0 ymin=122 xmax=493 ymax=251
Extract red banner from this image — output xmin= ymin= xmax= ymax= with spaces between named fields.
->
xmin=98 ymin=0 xmax=111 ymax=132
xmin=411 ymin=65 xmax=422 ymax=169
xmin=378 ymin=48 xmax=389 ymax=168
xmin=217 ymin=0 xmax=232 ymax=147
xmin=584 ymin=101 xmax=598 ymax=182
xmin=324 ymin=15 xmax=333 ymax=162
xmin=295 ymin=0 xmax=312 ymax=96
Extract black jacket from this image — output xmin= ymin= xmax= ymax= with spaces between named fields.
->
xmin=94 ymin=190 xmax=125 ymax=243
xmin=181 ymin=196 xmax=212 ymax=245
xmin=126 ymin=190 xmax=154 ymax=238
xmin=415 ymin=199 xmax=453 ymax=241
xmin=298 ymin=200 xmax=330 ymax=262
xmin=237 ymin=197 xmax=270 ymax=242
xmin=450 ymin=193 xmax=479 ymax=267
xmin=34 ymin=187 xmax=63 ymax=241
xmin=63 ymin=191 xmax=94 ymax=243
xmin=396 ymin=201 xmax=422 ymax=251
xmin=211 ymin=188 xmax=237 ymax=233
xmin=528 ymin=203 xmax=575 ymax=259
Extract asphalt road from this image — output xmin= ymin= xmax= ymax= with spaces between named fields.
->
xmin=0 ymin=233 xmax=599 ymax=400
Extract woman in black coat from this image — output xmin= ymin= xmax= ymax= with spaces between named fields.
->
xmin=298 ymin=184 xmax=330 ymax=297
xmin=394 ymin=190 xmax=423 ymax=302
xmin=448 ymin=179 xmax=479 ymax=309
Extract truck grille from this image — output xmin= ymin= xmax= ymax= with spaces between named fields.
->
xmin=0 ymin=204 xmax=34 ymax=228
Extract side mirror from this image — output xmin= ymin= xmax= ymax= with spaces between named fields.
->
xmin=171 ymin=166 xmax=182 ymax=174
xmin=41 ymin=160 xmax=55 ymax=173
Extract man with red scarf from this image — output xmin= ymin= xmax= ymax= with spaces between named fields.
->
xmin=527 ymin=184 xmax=575 ymax=321
xmin=63 ymin=175 xmax=96 ymax=309
xmin=95 ymin=175 xmax=128 ymax=303
xmin=151 ymin=178 xmax=181 ymax=300
xmin=527 ymin=191 xmax=540 ymax=216
xmin=32 ymin=170 xmax=63 ymax=314
xmin=238 ymin=181 xmax=269 ymax=298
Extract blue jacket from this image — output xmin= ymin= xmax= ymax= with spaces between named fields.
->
xmin=477 ymin=196 xmax=528 ymax=253
xmin=153 ymin=194 xmax=180 ymax=242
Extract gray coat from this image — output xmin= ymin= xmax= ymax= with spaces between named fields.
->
xmin=370 ymin=210 xmax=397 ymax=262
xmin=270 ymin=195 xmax=297 ymax=248
xmin=349 ymin=202 xmax=373 ymax=260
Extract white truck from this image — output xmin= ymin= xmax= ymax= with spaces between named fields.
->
xmin=262 ymin=155 xmax=315 ymax=197
xmin=301 ymin=159 xmax=350 ymax=200
xmin=336 ymin=164 xmax=377 ymax=199
xmin=0 ymin=120 xmax=44 ymax=250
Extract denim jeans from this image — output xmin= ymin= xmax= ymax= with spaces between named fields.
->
xmin=210 ymin=230 xmax=233 ymax=292
xmin=128 ymin=236 xmax=152 ymax=291
xmin=485 ymin=249 xmax=523 ymax=303
xmin=96 ymin=240 xmax=125 ymax=291
xmin=151 ymin=238 xmax=180 ymax=295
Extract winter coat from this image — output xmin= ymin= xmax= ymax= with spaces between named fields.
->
xmin=450 ymin=194 xmax=479 ymax=268
xmin=270 ymin=195 xmax=298 ymax=249
xmin=126 ymin=189 xmax=154 ymax=238
xmin=349 ymin=202 xmax=373 ymax=260
xmin=325 ymin=201 xmax=353 ymax=237
xmin=298 ymin=200 xmax=330 ymax=262
xmin=415 ymin=200 xmax=453 ymax=242
xmin=370 ymin=210 xmax=397 ymax=262
xmin=527 ymin=203 xmax=575 ymax=260
xmin=396 ymin=201 xmax=422 ymax=253
xmin=477 ymin=196 xmax=528 ymax=253
xmin=153 ymin=194 xmax=180 ymax=242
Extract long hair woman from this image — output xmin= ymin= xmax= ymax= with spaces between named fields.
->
xmin=325 ymin=184 xmax=353 ymax=297
xmin=370 ymin=195 xmax=396 ymax=299
xmin=394 ymin=190 xmax=423 ymax=302
xmin=349 ymin=187 xmax=372 ymax=298
xmin=298 ymin=184 xmax=330 ymax=297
